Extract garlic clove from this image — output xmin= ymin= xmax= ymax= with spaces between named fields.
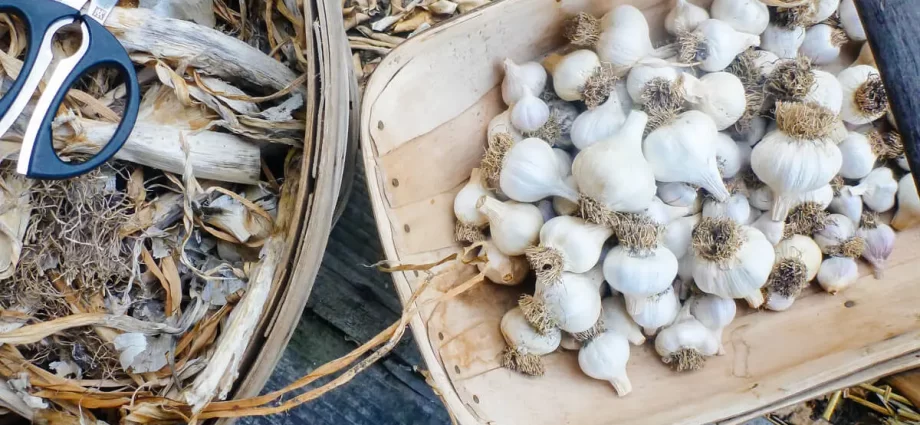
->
xmin=500 ymin=306 xmax=562 ymax=376
xmin=839 ymin=0 xmax=866 ymax=41
xmin=801 ymin=24 xmax=848 ymax=66
xmin=654 ymin=315 xmax=720 ymax=371
xmin=665 ymin=0 xmax=710 ymax=35
xmin=510 ymin=88 xmax=550 ymax=132
xmin=578 ymin=331 xmax=632 ymax=395
xmin=657 ymin=182 xmax=699 ymax=208
xmin=804 ymin=69 xmax=844 ymax=115
xmin=709 ymin=0 xmax=769 ymax=35
xmin=571 ymin=95 xmax=627 ymax=150
xmin=702 ymin=193 xmax=752 ymax=224
xmin=478 ymin=241 xmax=530 ymax=285
xmin=857 ymin=167 xmax=898 ymax=213
xmin=857 ymin=212 xmax=895 ymax=278
xmin=761 ymin=24 xmax=805 ymax=59
xmin=500 ymin=138 xmax=578 ymax=203
xmin=601 ymin=296 xmax=646 ymax=345
xmin=892 ymin=174 xmax=920 ymax=230
xmin=838 ymin=131 xmax=877 ymax=179
xmin=550 ymin=50 xmax=601 ymax=102
xmin=838 ymin=65 xmax=888 ymax=125
xmin=817 ymin=256 xmax=859 ymax=294
xmin=478 ymin=197 xmax=544 ymax=256
xmin=502 ymin=58 xmax=548 ymax=106
xmin=691 ymin=218 xmax=775 ymax=307
xmin=681 ymin=19 xmax=761 ymax=72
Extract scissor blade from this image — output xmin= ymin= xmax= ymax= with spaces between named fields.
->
xmin=57 ymin=0 xmax=88 ymax=10
xmin=85 ymin=0 xmax=118 ymax=24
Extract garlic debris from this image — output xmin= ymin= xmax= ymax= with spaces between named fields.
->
xmin=477 ymin=197 xmax=544 ymax=256
xmin=526 ymin=216 xmax=613 ymax=283
xmin=709 ymin=0 xmax=769 ymax=35
xmin=855 ymin=167 xmax=898 ymax=213
xmin=751 ymin=102 xmax=842 ymax=221
xmin=857 ymin=211 xmax=896 ymax=278
xmin=601 ymin=296 xmax=646 ymax=345
xmin=801 ymin=24 xmax=848 ymax=66
xmin=644 ymin=110 xmax=730 ymax=201
xmin=682 ymin=72 xmax=747 ymax=131
xmin=838 ymin=65 xmax=888 ymax=125
xmin=666 ymin=0 xmax=710 ymax=35
xmin=679 ymin=19 xmax=761 ymax=72
xmin=578 ymin=331 xmax=632 ymax=395
xmin=837 ymin=131 xmax=876 ymax=179
xmin=499 ymin=138 xmax=578 ymax=203
xmin=502 ymin=58 xmax=548 ymax=106
xmin=596 ymin=5 xmax=677 ymax=68
xmin=691 ymin=217 xmax=775 ymax=308
xmin=839 ymin=0 xmax=866 ymax=41
xmin=605 ymin=216 xmax=679 ymax=298
xmin=500 ymin=307 xmax=561 ymax=376
xmin=510 ymin=88 xmax=550 ymax=132
xmin=892 ymin=174 xmax=920 ymax=230
xmin=654 ymin=307 xmax=720 ymax=371
xmin=764 ymin=235 xmax=823 ymax=311
xmin=571 ymin=95 xmax=627 ymax=150
xmin=477 ymin=240 xmax=530 ymax=286
xmin=625 ymin=285 xmax=680 ymax=336
xmin=688 ymin=294 xmax=736 ymax=354
xmin=454 ymin=168 xmax=493 ymax=243
xmin=524 ymin=271 xmax=603 ymax=337
xmin=761 ymin=23 xmax=805 ymax=59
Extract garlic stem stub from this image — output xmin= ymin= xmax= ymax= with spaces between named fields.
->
xmin=500 ymin=306 xmax=562 ymax=376
xmin=477 ymin=240 xmax=530 ymax=286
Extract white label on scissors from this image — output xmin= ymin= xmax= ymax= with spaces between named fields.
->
xmin=87 ymin=0 xmax=118 ymax=24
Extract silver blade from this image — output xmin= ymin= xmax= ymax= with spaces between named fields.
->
xmin=85 ymin=0 xmax=118 ymax=24
xmin=57 ymin=0 xmax=89 ymax=10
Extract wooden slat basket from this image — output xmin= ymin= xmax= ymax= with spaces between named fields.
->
xmin=359 ymin=0 xmax=920 ymax=424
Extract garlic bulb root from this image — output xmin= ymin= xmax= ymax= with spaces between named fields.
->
xmin=563 ymin=12 xmax=602 ymax=47
xmin=765 ymin=56 xmax=815 ymax=101
xmin=784 ymin=201 xmax=829 ymax=237
xmin=480 ymin=132 xmax=515 ymax=187
xmin=838 ymin=65 xmax=888 ymax=125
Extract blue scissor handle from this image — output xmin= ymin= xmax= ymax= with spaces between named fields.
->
xmin=25 ymin=17 xmax=140 ymax=179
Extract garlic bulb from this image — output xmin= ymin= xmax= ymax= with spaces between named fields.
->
xmin=761 ymin=23 xmax=805 ymax=59
xmin=714 ymin=132 xmax=744 ymax=178
xmin=750 ymin=50 xmax=780 ymax=79
xmin=553 ymin=177 xmax=580 ymax=216
xmin=626 ymin=62 xmax=679 ymax=105
xmin=838 ymin=65 xmax=888 ymax=125
xmin=813 ymin=0 xmax=840 ymax=23
xmin=801 ymin=24 xmax=848 ymax=66
xmin=502 ymin=59 xmax=547 ymax=106
xmin=751 ymin=212 xmax=785 ymax=245
xmin=578 ymin=331 xmax=632 ymax=395
xmin=644 ymin=110 xmax=730 ymax=201
xmin=499 ymin=138 xmax=578 ymax=203
xmin=856 ymin=167 xmax=898 ymax=213
xmin=574 ymin=111 xmax=657 ymax=216
xmin=585 ymin=261 xmax=607 ymax=296
xmin=526 ymin=216 xmax=613 ymax=282
xmin=548 ymin=50 xmax=601 ymax=102
xmin=666 ymin=0 xmax=710 ymax=35
xmin=663 ymin=214 xmax=701 ymax=260
xmin=526 ymin=271 xmax=602 ymax=336
xmin=829 ymin=185 xmax=864 ymax=224
xmin=790 ymin=184 xmax=834 ymax=211
xmin=709 ymin=0 xmax=768 ymax=35
xmin=749 ymin=185 xmax=773 ymax=211
xmin=682 ymin=72 xmax=746 ymax=131
xmin=601 ymin=296 xmax=646 ymax=345
xmin=500 ymin=307 xmax=561 ymax=376
xmin=488 ymin=109 xmax=523 ymax=142
xmin=775 ymin=235 xmax=824 ymax=281
xmin=454 ymin=168 xmax=492 ymax=242
xmin=510 ymin=88 xmax=550 ymax=132
xmin=703 ymin=193 xmax=752 ymax=224
xmin=553 ymin=148 xmax=572 ymax=176
xmin=892 ymin=174 xmax=920 ymax=230
xmin=858 ymin=212 xmax=896 ymax=278
xmin=764 ymin=235 xmax=822 ymax=311
xmin=647 ymin=196 xmax=693 ymax=226
xmin=571 ymin=95 xmax=627 ymax=150
xmin=838 ymin=131 xmax=876 ymax=179
xmin=478 ymin=241 xmax=530 ymax=285
xmin=478 ymin=197 xmax=544 ymax=256
xmin=654 ymin=312 xmax=720 ymax=371
xmin=691 ymin=218 xmax=775 ymax=307
xmin=751 ymin=102 xmax=842 ymax=221
xmin=658 ymin=182 xmax=699 ymax=208
xmin=605 ymin=217 xmax=679 ymax=298
xmin=688 ymin=294 xmax=736 ymax=354
xmin=817 ymin=256 xmax=859 ymax=294
xmin=804 ymin=69 xmax=843 ymax=115
xmin=597 ymin=5 xmax=676 ymax=68
xmin=813 ymin=213 xmax=857 ymax=251
xmin=625 ymin=285 xmax=680 ymax=336
xmin=680 ymin=19 xmax=761 ymax=72
xmin=839 ymin=0 xmax=866 ymax=41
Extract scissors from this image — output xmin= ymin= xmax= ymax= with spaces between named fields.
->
xmin=0 ymin=0 xmax=139 ymax=179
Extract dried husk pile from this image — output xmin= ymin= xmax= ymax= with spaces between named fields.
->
xmin=0 ymin=0 xmax=316 ymax=422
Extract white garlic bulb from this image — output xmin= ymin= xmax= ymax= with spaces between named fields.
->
xmin=658 ymin=182 xmax=699 ymax=208
xmin=454 ymin=168 xmax=492 ymax=240
xmin=574 ymin=111 xmax=657 ymax=214
xmin=817 ymin=256 xmax=859 ymax=294
xmin=604 ymin=243 xmax=678 ymax=298
xmin=502 ymin=59 xmax=547 ymax=106
xmin=839 ymin=0 xmax=866 ymax=41
xmin=578 ymin=331 xmax=632 ymax=395
xmin=600 ymin=296 xmax=646 ymax=345
xmin=691 ymin=218 xmax=775 ymax=307
xmin=585 ymin=261 xmax=607 ymax=296
xmin=750 ymin=50 xmax=780 ymax=79
xmin=751 ymin=102 xmax=842 ymax=221
xmin=804 ymin=69 xmax=843 ymax=115
xmin=856 ymin=167 xmax=898 ymax=213
xmin=682 ymin=72 xmax=746 ymax=131
xmin=647 ymin=196 xmax=693 ymax=226
xmin=838 ymin=65 xmax=888 ymax=125
xmin=478 ymin=241 xmax=530 ymax=285
xmin=829 ymin=185 xmax=865 ymax=224
xmin=858 ymin=214 xmax=896 ymax=278
xmin=838 ymin=131 xmax=876 ymax=179
xmin=813 ymin=0 xmax=840 ymax=23
xmin=532 ymin=271 xmax=603 ymax=335
xmin=714 ymin=132 xmax=743 ymax=179
xmin=626 ymin=62 xmax=680 ymax=105
xmin=813 ymin=213 xmax=857 ymax=253
xmin=478 ymin=197 xmax=544 ymax=256
xmin=688 ymin=294 xmax=736 ymax=354
xmin=801 ymin=24 xmax=848 ymax=66
xmin=510 ymin=88 xmax=550 ymax=132
xmin=751 ymin=212 xmax=785 ymax=246
xmin=790 ymin=184 xmax=834 ymax=211
xmin=775 ymin=235 xmax=823 ymax=281
xmin=597 ymin=5 xmax=675 ymax=68
xmin=644 ymin=110 xmax=730 ymax=201
xmin=761 ymin=23 xmax=805 ymax=59
xmin=500 ymin=307 xmax=561 ymax=376
xmin=625 ymin=286 xmax=680 ymax=336
xmin=553 ymin=148 xmax=572 ymax=176
xmin=488 ymin=109 xmax=523 ymax=142
xmin=663 ymin=214 xmax=700 ymax=260
xmin=553 ymin=180 xmax=580 ymax=216
xmin=571 ymin=95 xmax=627 ymax=150
xmin=763 ymin=235 xmax=822 ymax=311
xmin=527 ymin=216 xmax=613 ymax=281
xmin=654 ymin=312 xmax=720 ymax=371
xmin=749 ymin=185 xmax=773 ymax=211
xmin=682 ymin=19 xmax=761 ymax=72
xmin=665 ymin=0 xmax=710 ymax=35
xmin=892 ymin=174 xmax=920 ymax=230
xmin=703 ymin=193 xmax=752 ymax=224
xmin=709 ymin=0 xmax=768 ymax=35
xmin=549 ymin=50 xmax=601 ymax=102
xmin=500 ymin=138 xmax=578 ymax=203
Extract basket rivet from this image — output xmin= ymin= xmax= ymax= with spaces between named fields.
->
xmin=438 ymin=332 xmax=444 ymax=341
xmin=404 ymin=224 xmax=411 ymax=233
xmin=454 ymin=365 xmax=461 ymax=374
xmin=378 ymin=120 xmax=385 ymax=130
xmin=392 ymin=178 xmax=400 ymax=187
xmin=844 ymin=300 xmax=856 ymax=308
xmin=473 ymin=395 xmax=480 ymax=404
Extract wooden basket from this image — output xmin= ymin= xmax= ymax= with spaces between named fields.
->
xmin=359 ymin=0 xmax=920 ymax=424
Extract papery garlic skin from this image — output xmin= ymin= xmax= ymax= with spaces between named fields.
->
xmin=709 ymin=0 xmax=768 ymax=35
xmin=858 ymin=222 xmax=895 ymax=278
xmin=838 ymin=131 xmax=876 ymax=179
xmin=856 ymin=167 xmax=898 ymax=213
xmin=551 ymin=50 xmax=601 ymax=102
xmin=761 ymin=24 xmax=805 ymax=59
xmin=801 ymin=25 xmax=846 ymax=66
xmin=684 ymin=72 xmax=746 ymax=131
xmin=553 ymin=177 xmax=580 ymax=216
xmin=537 ymin=216 xmax=614 ymax=274
xmin=479 ymin=241 xmax=530 ymax=285
xmin=604 ymin=245 xmax=679 ymax=298
xmin=839 ymin=0 xmax=866 ymax=41
xmin=664 ymin=214 xmax=701 ymax=260
xmin=539 ymin=272 xmax=603 ymax=334
xmin=666 ymin=0 xmax=710 ymax=35
xmin=454 ymin=168 xmax=492 ymax=227
xmin=571 ymin=95 xmax=627 ymax=150
xmin=703 ymin=194 xmax=752 ymax=225
xmin=601 ymin=296 xmax=646 ymax=345
xmin=510 ymin=88 xmax=550 ymax=132
xmin=689 ymin=294 xmax=736 ymax=354
xmin=658 ymin=182 xmax=699 ymax=208
xmin=478 ymin=197 xmax=544 ymax=256
xmin=805 ymin=70 xmax=844 ymax=115
xmin=692 ymin=222 xmax=775 ymax=307
xmin=692 ymin=19 xmax=762 ymax=72
xmin=644 ymin=110 xmax=730 ymax=201
xmin=817 ymin=256 xmax=859 ymax=294
xmin=892 ymin=174 xmax=920 ymax=230
xmin=502 ymin=59 xmax=547 ymax=106
xmin=578 ymin=331 xmax=632 ymax=395
xmin=625 ymin=286 xmax=680 ymax=336
xmin=839 ymin=65 xmax=887 ymax=125
xmin=627 ymin=62 xmax=679 ymax=105
xmin=500 ymin=138 xmax=578 ymax=203
xmin=752 ymin=213 xmax=785 ymax=246
xmin=597 ymin=5 xmax=672 ymax=68
xmin=830 ymin=186 xmax=865 ymax=224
